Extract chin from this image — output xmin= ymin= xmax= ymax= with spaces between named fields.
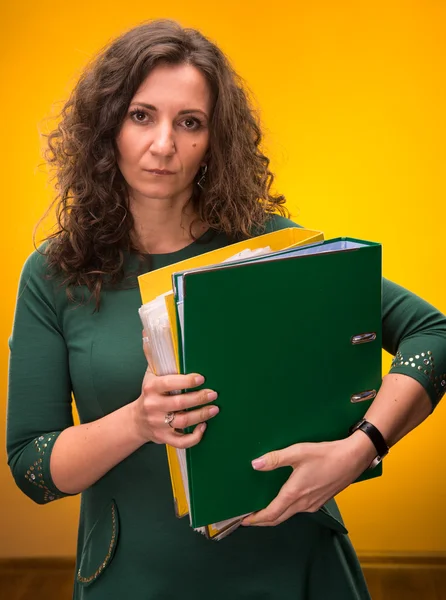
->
xmin=134 ymin=184 xmax=175 ymax=199
xmin=133 ymin=182 xmax=192 ymax=202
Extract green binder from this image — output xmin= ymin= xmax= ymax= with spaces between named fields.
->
xmin=172 ymin=238 xmax=382 ymax=528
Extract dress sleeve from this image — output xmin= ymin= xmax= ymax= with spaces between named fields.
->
xmin=7 ymin=251 xmax=76 ymax=504
xmin=382 ymin=278 xmax=446 ymax=410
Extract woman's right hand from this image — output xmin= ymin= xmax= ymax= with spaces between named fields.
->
xmin=131 ymin=362 xmax=219 ymax=449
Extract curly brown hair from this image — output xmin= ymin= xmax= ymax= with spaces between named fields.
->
xmin=42 ymin=19 xmax=288 ymax=307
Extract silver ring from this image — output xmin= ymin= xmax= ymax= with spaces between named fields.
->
xmin=164 ymin=412 xmax=176 ymax=428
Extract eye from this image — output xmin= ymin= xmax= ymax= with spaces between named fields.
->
xmin=129 ymin=109 xmax=150 ymax=124
xmin=181 ymin=117 xmax=202 ymax=130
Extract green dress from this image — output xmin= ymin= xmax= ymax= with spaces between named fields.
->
xmin=7 ymin=215 xmax=446 ymax=599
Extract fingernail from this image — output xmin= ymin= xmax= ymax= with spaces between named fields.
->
xmin=199 ymin=423 xmax=207 ymax=433
xmin=251 ymin=458 xmax=266 ymax=470
xmin=209 ymin=406 xmax=219 ymax=417
xmin=207 ymin=391 xmax=218 ymax=401
xmin=195 ymin=375 xmax=205 ymax=385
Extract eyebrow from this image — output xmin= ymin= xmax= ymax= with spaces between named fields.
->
xmin=129 ymin=102 xmax=208 ymax=119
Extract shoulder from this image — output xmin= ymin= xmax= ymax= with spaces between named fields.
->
xmin=16 ymin=243 xmax=62 ymax=306
xmin=19 ymin=243 xmax=52 ymax=285
xmin=258 ymin=213 xmax=302 ymax=235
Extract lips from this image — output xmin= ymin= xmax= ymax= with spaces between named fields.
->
xmin=147 ymin=169 xmax=175 ymax=175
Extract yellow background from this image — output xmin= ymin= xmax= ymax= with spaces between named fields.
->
xmin=1 ymin=0 xmax=445 ymax=558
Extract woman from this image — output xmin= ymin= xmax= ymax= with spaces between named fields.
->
xmin=7 ymin=19 xmax=446 ymax=599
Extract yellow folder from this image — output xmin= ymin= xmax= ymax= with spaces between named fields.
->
xmin=138 ymin=227 xmax=324 ymax=527
xmin=138 ymin=227 xmax=323 ymax=305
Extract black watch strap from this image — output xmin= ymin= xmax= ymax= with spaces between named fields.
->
xmin=349 ymin=419 xmax=389 ymax=468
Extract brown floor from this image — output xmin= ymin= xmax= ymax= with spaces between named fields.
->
xmin=0 ymin=561 xmax=74 ymax=599
xmin=364 ymin=567 xmax=446 ymax=600
xmin=1 ymin=560 xmax=446 ymax=599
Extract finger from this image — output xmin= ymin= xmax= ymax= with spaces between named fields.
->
xmin=168 ymin=423 xmax=207 ymax=449
xmin=244 ymin=501 xmax=302 ymax=527
xmin=166 ymin=389 xmax=218 ymax=412
xmin=251 ymin=445 xmax=301 ymax=471
xmin=242 ymin=479 xmax=297 ymax=525
xmin=152 ymin=373 xmax=206 ymax=395
xmin=169 ymin=404 xmax=219 ymax=430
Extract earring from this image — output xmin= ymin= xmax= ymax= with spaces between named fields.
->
xmin=197 ymin=164 xmax=208 ymax=190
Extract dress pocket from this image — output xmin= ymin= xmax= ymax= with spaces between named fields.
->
xmin=77 ymin=500 xmax=119 ymax=587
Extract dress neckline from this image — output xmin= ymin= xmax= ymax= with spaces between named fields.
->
xmin=141 ymin=228 xmax=215 ymax=259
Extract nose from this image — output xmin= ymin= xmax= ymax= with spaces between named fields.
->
xmin=150 ymin=122 xmax=175 ymax=157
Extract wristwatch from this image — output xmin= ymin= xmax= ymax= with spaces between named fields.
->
xmin=349 ymin=419 xmax=389 ymax=469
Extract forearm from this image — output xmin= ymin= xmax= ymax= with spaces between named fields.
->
xmin=347 ymin=373 xmax=432 ymax=469
xmin=243 ymin=373 xmax=435 ymax=526
xmin=50 ymin=400 xmax=145 ymax=494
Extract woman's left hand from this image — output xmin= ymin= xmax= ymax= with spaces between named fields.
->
xmin=242 ymin=432 xmax=377 ymax=527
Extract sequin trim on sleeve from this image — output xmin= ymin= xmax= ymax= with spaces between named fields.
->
xmin=391 ymin=350 xmax=446 ymax=401
xmin=23 ymin=433 xmax=63 ymax=503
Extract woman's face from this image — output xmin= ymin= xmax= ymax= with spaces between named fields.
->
xmin=116 ymin=63 xmax=212 ymax=204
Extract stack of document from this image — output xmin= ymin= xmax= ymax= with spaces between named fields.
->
xmin=138 ymin=229 xmax=383 ymax=540
xmin=140 ymin=247 xmax=274 ymax=540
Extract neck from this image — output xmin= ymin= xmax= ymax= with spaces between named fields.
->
xmin=129 ymin=189 xmax=207 ymax=254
